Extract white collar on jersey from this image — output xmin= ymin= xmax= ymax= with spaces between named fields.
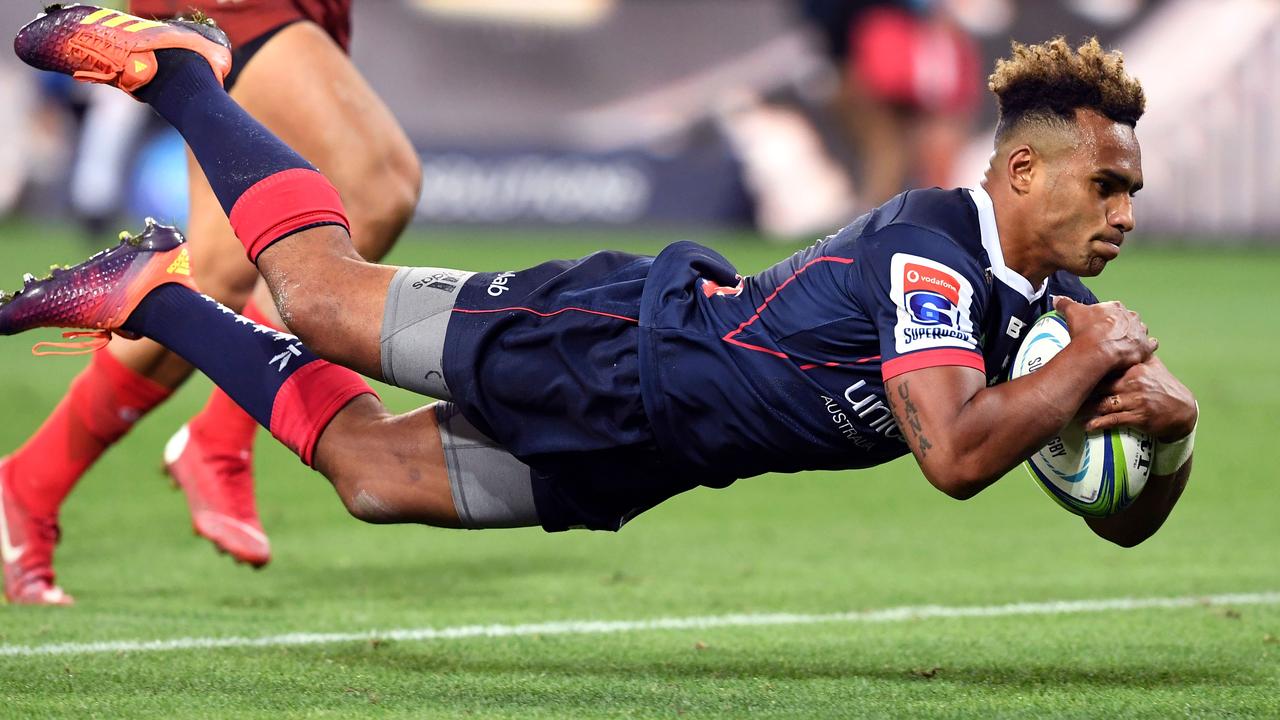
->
xmin=968 ymin=185 xmax=1047 ymax=303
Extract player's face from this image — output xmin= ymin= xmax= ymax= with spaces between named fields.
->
xmin=1035 ymin=111 xmax=1143 ymax=277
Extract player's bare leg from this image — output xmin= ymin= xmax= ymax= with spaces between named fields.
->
xmin=312 ymin=399 xmax=461 ymax=527
xmin=252 ymin=226 xmax=396 ymax=379
xmin=6 ymin=5 xmax=513 ymax=534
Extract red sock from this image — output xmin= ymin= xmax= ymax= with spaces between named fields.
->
xmin=8 ymin=349 xmax=172 ymax=517
xmin=269 ymin=360 xmax=374 ymax=466
xmin=185 ymin=298 xmax=277 ymax=453
xmin=187 ymin=298 xmax=372 ymax=468
xmin=228 ymin=168 xmax=349 ymax=262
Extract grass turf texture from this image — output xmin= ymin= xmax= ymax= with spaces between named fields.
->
xmin=0 ymin=220 xmax=1276 ymax=718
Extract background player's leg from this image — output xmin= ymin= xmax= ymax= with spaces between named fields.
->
xmin=232 ymin=22 xmax=419 ymax=275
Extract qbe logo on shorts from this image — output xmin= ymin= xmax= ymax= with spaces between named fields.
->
xmin=889 ymin=253 xmax=977 ymax=354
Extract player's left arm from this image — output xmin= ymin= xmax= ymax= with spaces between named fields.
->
xmin=1080 ymin=355 xmax=1198 ymax=546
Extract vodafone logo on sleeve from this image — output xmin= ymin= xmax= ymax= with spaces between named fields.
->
xmin=903 ymin=263 xmax=961 ymax=327
xmin=889 ymin=254 xmax=978 ymax=354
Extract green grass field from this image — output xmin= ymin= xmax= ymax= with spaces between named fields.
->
xmin=0 ymin=221 xmax=1276 ymax=718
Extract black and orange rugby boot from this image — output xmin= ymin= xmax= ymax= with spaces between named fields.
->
xmin=13 ymin=3 xmax=231 ymax=98
xmin=0 ymin=219 xmax=197 ymax=356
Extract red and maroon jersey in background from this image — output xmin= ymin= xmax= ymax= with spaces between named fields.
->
xmin=128 ymin=0 xmax=351 ymax=52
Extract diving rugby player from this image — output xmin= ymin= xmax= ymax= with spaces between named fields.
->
xmin=3 ymin=7 xmax=1197 ymax=566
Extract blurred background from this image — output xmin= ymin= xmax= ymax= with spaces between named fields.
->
xmin=0 ymin=0 xmax=1275 ymax=244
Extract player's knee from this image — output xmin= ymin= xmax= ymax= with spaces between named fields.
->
xmin=258 ymin=254 xmax=349 ymax=351
xmin=334 ymin=477 xmax=401 ymax=524
xmin=324 ymin=465 xmax=391 ymax=524
xmin=276 ymin=297 xmax=340 ymax=357
xmin=343 ymin=142 xmax=421 ymax=261
xmin=317 ymin=423 xmax=404 ymax=524
xmin=288 ymin=294 xmax=362 ymax=363
xmin=386 ymin=140 xmax=423 ymax=224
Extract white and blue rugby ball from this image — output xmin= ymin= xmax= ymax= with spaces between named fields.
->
xmin=1009 ymin=311 xmax=1153 ymax=517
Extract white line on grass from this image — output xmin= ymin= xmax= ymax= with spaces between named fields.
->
xmin=2 ymin=591 xmax=1277 ymax=658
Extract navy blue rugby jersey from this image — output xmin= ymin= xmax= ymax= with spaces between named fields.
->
xmin=636 ymin=187 xmax=1097 ymax=485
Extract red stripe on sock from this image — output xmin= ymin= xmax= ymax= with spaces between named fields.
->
xmin=228 ymin=168 xmax=349 ymax=262
xmin=268 ymin=361 xmax=375 ymax=467
xmin=8 ymin=349 xmax=172 ymax=517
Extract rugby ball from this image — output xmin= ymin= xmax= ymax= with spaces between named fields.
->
xmin=1009 ymin=311 xmax=1153 ymax=517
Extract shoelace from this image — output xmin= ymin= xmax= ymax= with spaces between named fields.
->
xmin=31 ymin=330 xmax=112 ymax=357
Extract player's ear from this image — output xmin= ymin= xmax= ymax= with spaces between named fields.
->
xmin=1006 ymin=145 xmax=1036 ymax=196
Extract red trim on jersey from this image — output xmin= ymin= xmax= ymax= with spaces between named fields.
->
xmin=229 ymin=168 xmax=349 ymax=262
xmin=798 ymin=355 xmax=880 ymax=371
xmin=453 ymin=306 xmax=639 ymax=324
xmin=268 ymin=361 xmax=375 ymax=467
xmin=719 ymin=256 xmax=855 ymax=360
xmin=881 ymin=348 xmax=985 ymax=381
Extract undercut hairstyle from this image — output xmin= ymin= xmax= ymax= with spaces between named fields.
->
xmin=989 ymin=37 xmax=1145 ymax=143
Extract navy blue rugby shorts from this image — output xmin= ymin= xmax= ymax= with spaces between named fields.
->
xmin=441 ymin=250 xmax=698 ymax=532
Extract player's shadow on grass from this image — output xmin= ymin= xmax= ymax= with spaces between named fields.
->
xmin=276 ymin=554 xmax=580 ymax=599
xmin=350 ymin=650 xmax=1254 ymax=691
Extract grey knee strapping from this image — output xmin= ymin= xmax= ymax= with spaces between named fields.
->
xmin=435 ymin=402 xmax=540 ymax=529
xmin=380 ymin=266 xmax=475 ymax=399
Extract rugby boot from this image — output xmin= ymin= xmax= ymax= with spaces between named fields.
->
xmin=0 ymin=457 xmax=73 ymax=606
xmin=0 ymin=218 xmax=197 ymax=355
xmin=14 ymin=4 xmax=231 ymax=99
xmin=163 ymin=425 xmax=270 ymax=568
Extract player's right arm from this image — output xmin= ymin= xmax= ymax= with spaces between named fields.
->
xmin=884 ymin=296 xmax=1157 ymax=500
xmin=856 ymin=222 xmax=1157 ymax=500
xmin=1078 ymin=354 xmax=1198 ymax=546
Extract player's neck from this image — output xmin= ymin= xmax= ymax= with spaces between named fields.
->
xmin=982 ymin=180 xmax=1053 ymax=288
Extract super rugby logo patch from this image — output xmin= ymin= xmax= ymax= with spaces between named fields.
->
xmin=889 ymin=253 xmax=977 ymax=354
xmin=903 ymin=262 xmax=960 ymax=327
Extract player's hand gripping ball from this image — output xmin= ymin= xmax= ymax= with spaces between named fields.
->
xmin=1009 ymin=311 xmax=1153 ymax=517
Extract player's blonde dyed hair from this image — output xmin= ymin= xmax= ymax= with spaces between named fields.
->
xmin=989 ymin=37 xmax=1145 ymax=141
